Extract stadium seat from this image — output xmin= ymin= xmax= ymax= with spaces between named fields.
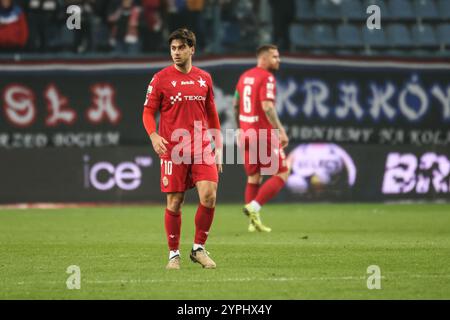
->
xmin=362 ymin=26 xmax=388 ymax=48
xmin=314 ymin=0 xmax=341 ymax=21
xmin=337 ymin=24 xmax=364 ymax=48
xmin=336 ymin=49 xmax=357 ymax=56
xmin=221 ymin=22 xmax=240 ymax=46
xmin=436 ymin=24 xmax=450 ymax=47
xmin=388 ymin=0 xmax=416 ymax=21
xmin=294 ymin=0 xmax=315 ymax=22
xmin=387 ymin=24 xmax=414 ymax=48
xmin=58 ymin=25 xmax=74 ymax=51
xmin=290 ymin=24 xmax=313 ymax=50
xmin=411 ymin=24 xmax=438 ymax=48
xmin=364 ymin=0 xmax=390 ymax=20
xmin=310 ymin=49 xmax=330 ymax=55
xmin=384 ymin=49 xmax=411 ymax=57
xmin=312 ymin=24 xmax=337 ymax=48
xmin=414 ymin=0 xmax=439 ymax=21
xmin=340 ymin=0 xmax=365 ymax=21
xmin=436 ymin=0 xmax=450 ymax=20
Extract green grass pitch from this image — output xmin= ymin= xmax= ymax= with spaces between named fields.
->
xmin=0 ymin=203 xmax=449 ymax=299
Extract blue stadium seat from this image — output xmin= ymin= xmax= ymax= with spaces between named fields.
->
xmin=315 ymin=0 xmax=341 ymax=21
xmin=295 ymin=0 xmax=315 ymax=21
xmin=221 ymin=22 xmax=240 ymax=46
xmin=337 ymin=24 xmax=364 ymax=48
xmin=414 ymin=0 xmax=439 ymax=21
xmin=411 ymin=24 xmax=438 ymax=48
xmin=388 ymin=0 xmax=415 ymax=20
xmin=58 ymin=25 xmax=74 ymax=50
xmin=387 ymin=24 xmax=413 ymax=48
xmin=362 ymin=26 xmax=388 ymax=48
xmin=290 ymin=24 xmax=313 ymax=49
xmin=340 ymin=0 xmax=365 ymax=21
xmin=436 ymin=24 xmax=450 ymax=46
xmin=312 ymin=24 xmax=337 ymax=47
xmin=364 ymin=0 xmax=390 ymax=19
xmin=437 ymin=0 xmax=450 ymax=20
xmin=384 ymin=49 xmax=410 ymax=56
xmin=410 ymin=49 xmax=433 ymax=57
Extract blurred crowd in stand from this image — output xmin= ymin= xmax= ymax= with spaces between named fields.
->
xmin=0 ymin=0 xmax=292 ymax=55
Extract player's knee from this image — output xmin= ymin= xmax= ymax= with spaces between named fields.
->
xmin=276 ymin=169 xmax=290 ymax=182
xmin=248 ymin=174 xmax=261 ymax=184
xmin=167 ymin=195 xmax=185 ymax=212
xmin=200 ymin=190 xmax=216 ymax=208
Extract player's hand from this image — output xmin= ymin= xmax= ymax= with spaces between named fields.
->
xmin=215 ymin=149 xmax=223 ymax=173
xmin=280 ymin=128 xmax=289 ymax=148
xmin=150 ymin=132 xmax=169 ymax=156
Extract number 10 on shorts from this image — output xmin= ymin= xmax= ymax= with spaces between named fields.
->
xmin=161 ymin=160 xmax=173 ymax=175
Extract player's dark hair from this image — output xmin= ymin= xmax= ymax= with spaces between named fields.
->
xmin=256 ymin=44 xmax=278 ymax=57
xmin=168 ymin=28 xmax=196 ymax=48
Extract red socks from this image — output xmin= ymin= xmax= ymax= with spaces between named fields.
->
xmin=245 ymin=182 xmax=260 ymax=203
xmin=165 ymin=209 xmax=181 ymax=251
xmin=194 ymin=204 xmax=215 ymax=245
xmin=165 ymin=204 xmax=215 ymax=251
xmin=255 ymin=176 xmax=285 ymax=206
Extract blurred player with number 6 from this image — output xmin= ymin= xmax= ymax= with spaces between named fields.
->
xmin=233 ymin=45 xmax=291 ymax=232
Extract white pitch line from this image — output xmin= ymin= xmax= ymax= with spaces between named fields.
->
xmin=6 ymin=276 xmax=380 ymax=286
xmin=7 ymin=274 xmax=450 ymax=287
xmin=89 ymin=276 xmax=377 ymax=284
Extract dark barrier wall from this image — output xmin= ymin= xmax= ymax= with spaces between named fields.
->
xmin=1 ymin=57 xmax=449 ymax=203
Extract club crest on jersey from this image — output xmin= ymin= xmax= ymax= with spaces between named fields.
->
xmin=171 ymin=81 xmax=177 ymax=87
xmin=170 ymin=92 xmax=182 ymax=105
xmin=163 ymin=176 xmax=169 ymax=187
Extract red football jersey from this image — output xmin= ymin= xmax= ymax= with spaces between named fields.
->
xmin=235 ymin=67 xmax=276 ymax=132
xmin=143 ymin=65 xmax=217 ymax=157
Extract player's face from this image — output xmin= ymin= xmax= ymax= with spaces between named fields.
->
xmin=170 ymin=39 xmax=194 ymax=67
xmin=267 ymin=49 xmax=281 ymax=71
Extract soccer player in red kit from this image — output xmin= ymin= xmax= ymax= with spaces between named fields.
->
xmin=142 ymin=28 xmax=222 ymax=269
xmin=233 ymin=44 xmax=290 ymax=232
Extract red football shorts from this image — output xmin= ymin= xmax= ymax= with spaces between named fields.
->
xmin=159 ymin=156 xmax=218 ymax=193
xmin=240 ymin=134 xmax=288 ymax=176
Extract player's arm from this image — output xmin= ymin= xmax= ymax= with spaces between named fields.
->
xmin=262 ymin=101 xmax=289 ymax=148
xmin=142 ymin=76 xmax=168 ymax=156
xmin=143 ymin=108 xmax=168 ymax=156
xmin=205 ymin=74 xmax=223 ymax=173
xmin=260 ymin=75 xmax=288 ymax=148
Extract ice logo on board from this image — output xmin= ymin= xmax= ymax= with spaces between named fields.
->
xmin=286 ymin=143 xmax=357 ymax=196
xmin=83 ymin=155 xmax=153 ymax=191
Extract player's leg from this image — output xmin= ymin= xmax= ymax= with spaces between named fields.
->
xmin=189 ymin=161 xmax=219 ymax=269
xmin=245 ymin=173 xmax=262 ymax=232
xmin=253 ymin=168 xmax=290 ymax=209
xmin=242 ymin=140 xmax=265 ymax=232
xmin=245 ymin=148 xmax=291 ymax=232
xmin=160 ymin=159 xmax=189 ymax=270
xmin=246 ymin=173 xmax=262 ymax=203
xmin=165 ymin=192 xmax=185 ymax=270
